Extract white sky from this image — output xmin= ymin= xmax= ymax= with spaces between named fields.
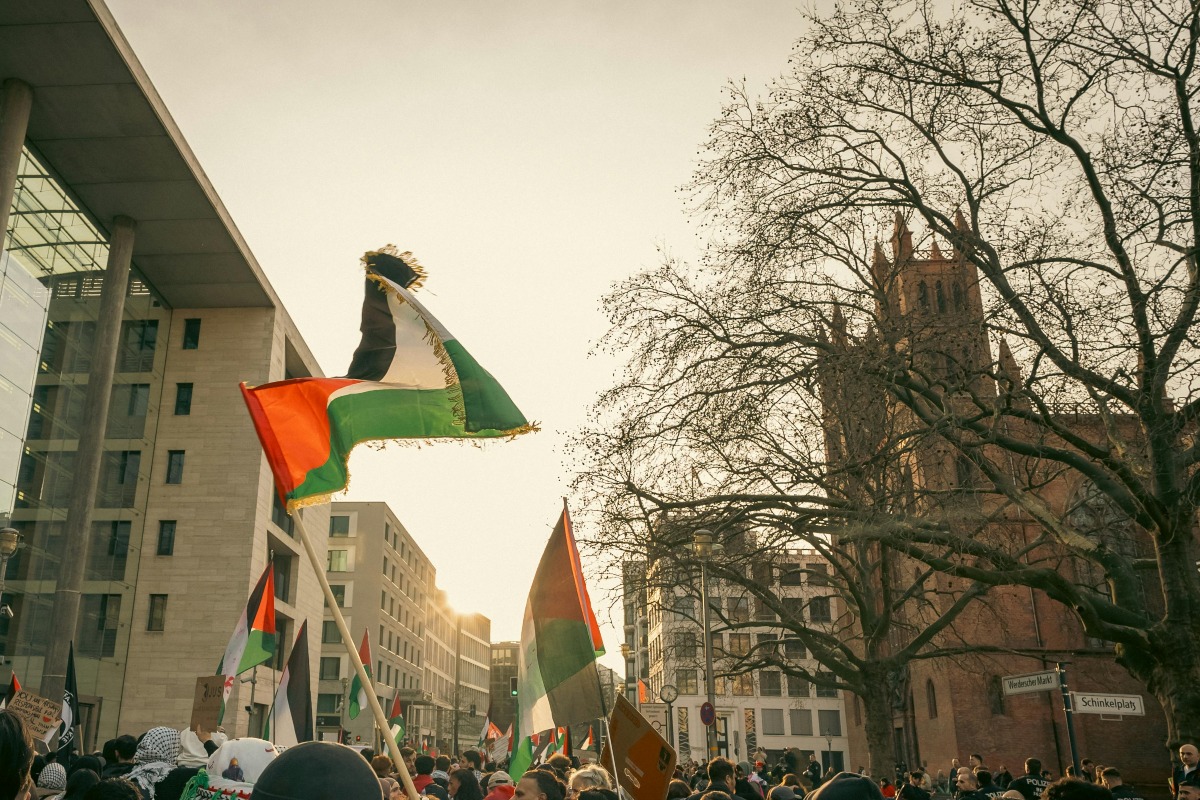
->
xmin=105 ymin=0 xmax=806 ymax=674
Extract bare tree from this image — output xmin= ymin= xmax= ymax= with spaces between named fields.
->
xmin=577 ymin=0 xmax=1200 ymax=756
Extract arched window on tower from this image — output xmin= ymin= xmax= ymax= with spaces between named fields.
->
xmin=935 ymin=281 xmax=947 ymax=312
xmin=918 ymin=281 xmax=929 ymax=310
xmin=988 ymin=675 xmax=1005 ymax=716
xmin=926 ymin=679 xmax=938 ymax=719
xmin=952 ymin=282 xmax=965 ymax=310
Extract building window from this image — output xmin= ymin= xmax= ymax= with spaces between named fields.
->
xmin=147 ymin=594 xmax=167 ymax=631
xmin=118 ymin=320 xmax=158 ymax=372
xmin=761 ymin=708 xmax=785 ymax=736
xmin=174 ymin=383 xmax=193 ymax=415
xmin=727 ymin=597 xmax=750 ymax=624
xmin=807 ymin=564 xmax=828 ymax=585
xmin=935 ymin=280 xmax=946 ymax=312
xmin=327 ymin=550 xmax=348 ymax=572
xmin=166 ymin=450 xmax=185 ymax=484
xmin=918 ymin=281 xmax=929 ymax=309
xmin=731 ymin=673 xmax=755 ymax=696
xmin=988 ymin=675 xmax=1005 ymax=716
xmin=789 ymin=708 xmax=813 ymax=736
xmin=926 ymin=679 xmax=938 ymax=719
xmin=673 ymin=595 xmax=696 ymax=620
xmin=779 ymin=568 xmax=803 ymax=586
xmin=809 ymin=596 xmax=832 ymax=622
xmin=271 ymin=493 xmax=294 ymax=536
xmin=157 ymin=521 xmax=176 ymax=555
xmin=182 ymin=318 xmax=202 ymax=349
xmin=787 ymin=675 xmax=810 ymax=697
xmin=383 ymin=557 xmax=389 ymax=577
xmin=677 ymin=669 xmax=698 ymax=695
xmin=79 ymin=594 xmax=121 ymax=658
xmin=319 ymin=657 xmax=341 ymax=680
xmin=329 ymin=515 xmax=350 ymax=536
xmin=760 ymin=671 xmax=782 ymax=696
xmin=674 ymin=631 xmax=698 ymax=659
xmin=328 ymin=584 xmax=346 ymax=607
xmin=127 ymin=383 xmax=150 ymax=416
xmin=728 ymin=634 xmax=751 ymax=657
xmin=816 ymin=673 xmax=839 ymax=698
xmin=817 ymin=709 xmax=842 ymax=737
xmin=317 ymin=693 xmax=340 ymax=713
xmin=322 ymin=621 xmax=341 ymax=644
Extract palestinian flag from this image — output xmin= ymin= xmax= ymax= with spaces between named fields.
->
xmin=477 ymin=712 xmax=501 ymax=746
xmin=388 ymin=692 xmax=405 ymax=744
xmin=218 ymin=563 xmax=277 ymax=723
xmin=516 ymin=502 xmax=606 ymax=741
xmin=580 ymin=725 xmax=595 ymax=751
xmin=266 ymin=621 xmax=313 ymax=747
xmin=509 ymin=707 xmax=534 ymax=778
xmin=348 ymin=629 xmax=372 ymax=719
xmin=241 ymin=247 xmax=536 ymax=511
xmin=0 ymin=670 xmax=19 ymax=710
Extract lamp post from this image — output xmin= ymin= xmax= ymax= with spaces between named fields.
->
xmin=693 ymin=529 xmax=724 ymax=760
xmin=340 ymin=676 xmax=349 ymax=743
xmin=620 ymin=643 xmax=634 ymax=703
xmin=0 ymin=528 xmax=22 ymax=620
xmin=824 ymin=732 xmax=833 ymax=774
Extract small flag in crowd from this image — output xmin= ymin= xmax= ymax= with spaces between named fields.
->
xmin=217 ymin=562 xmax=277 ymax=723
xmin=266 ymin=621 xmax=313 ymax=747
xmin=241 ymin=248 xmax=537 ymax=512
xmin=0 ymin=670 xmax=19 ymax=710
xmin=348 ymin=629 xmax=372 ymax=719
xmin=580 ymin=725 xmax=595 ymax=750
xmin=389 ymin=692 xmax=405 ymax=744
xmin=57 ymin=642 xmax=80 ymax=757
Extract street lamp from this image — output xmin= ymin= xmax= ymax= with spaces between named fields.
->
xmin=693 ymin=528 xmax=724 ymax=760
xmin=824 ymin=732 xmax=833 ymax=775
xmin=0 ymin=528 xmax=22 ymax=619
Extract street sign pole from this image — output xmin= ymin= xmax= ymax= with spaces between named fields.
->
xmin=1057 ymin=662 xmax=1081 ymax=776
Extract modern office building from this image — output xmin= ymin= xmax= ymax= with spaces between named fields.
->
xmin=0 ymin=0 xmax=329 ymax=745
xmin=625 ymin=549 xmax=850 ymax=769
xmin=317 ymin=502 xmax=435 ymax=746
xmin=319 ymin=501 xmax=491 ymax=753
xmin=489 ymin=640 xmax=518 ymax=732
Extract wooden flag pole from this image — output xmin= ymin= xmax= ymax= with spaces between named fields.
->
xmin=291 ymin=510 xmax=421 ymax=800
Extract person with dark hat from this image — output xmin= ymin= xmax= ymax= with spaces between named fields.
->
xmin=806 ymin=772 xmax=885 ymax=800
xmin=250 ymin=741 xmax=381 ymax=800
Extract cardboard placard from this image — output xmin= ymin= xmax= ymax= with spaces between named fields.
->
xmin=600 ymin=695 xmax=677 ymax=800
xmin=8 ymin=691 xmax=62 ymax=738
xmin=191 ymin=676 xmax=226 ymax=731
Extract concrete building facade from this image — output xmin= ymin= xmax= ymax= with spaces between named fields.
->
xmin=625 ymin=551 xmax=850 ymax=770
xmin=0 ymin=0 xmax=329 ymax=745
xmin=319 ymin=501 xmax=491 ymax=754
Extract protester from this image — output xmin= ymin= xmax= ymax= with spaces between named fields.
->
xmin=688 ymin=759 xmax=737 ymax=800
xmin=1175 ymin=745 xmax=1200 ymax=799
xmin=250 ymin=741 xmax=379 ymax=800
xmin=898 ymin=772 xmax=929 ymax=800
xmin=514 ymin=771 xmax=567 ymax=800
xmin=124 ymin=727 xmax=182 ymax=800
xmin=415 ymin=756 xmax=450 ymax=800
xmin=35 ymin=764 xmax=67 ymax=799
xmin=451 ymin=769 xmax=484 ymax=800
xmin=100 ymin=738 xmax=136 ymax=781
xmin=1099 ymin=769 xmax=1143 ymax=800
xmin=485 ymin=771 xmax=516 ymax=800
xmin=83 ymin=778 xmax=142 ymax=800
xmin=61 ymin=771 xmax=100 ymax=800
xmin=806 ymin=772 xmax=884 ymax=800
xmin=955 ymin=770 xmax=987 ymax=800
xmin=1043 ymin=778 xmax=1111 ymax=800
xmin=569 ymin=766 xmax=613 ymax=793
xmin=879 ymin=780 xmax=896 ymax=799
xmin=380 ymin=777 xmax=401 ymax=800
xmin=669 ymin=781 xmax=694 ymax=800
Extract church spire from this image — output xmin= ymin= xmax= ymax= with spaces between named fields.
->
xmin=892 ymin=210 xmax=913 ymax=262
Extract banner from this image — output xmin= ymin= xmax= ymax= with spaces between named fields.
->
xmin=600 ymin=695 xmax=676 ymax=800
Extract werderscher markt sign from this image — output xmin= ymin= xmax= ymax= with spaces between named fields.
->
xmin=1071 ymin=692 xmax=1145 ymax=716
xmin=1002 ymin=670 xmax=1058 ymax=696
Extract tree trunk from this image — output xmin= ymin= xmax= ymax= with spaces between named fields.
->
xmin=1122 ymin=627 xmax=1200 ymax=750
xmin=858 ymin=677 xmax=896 ymax=780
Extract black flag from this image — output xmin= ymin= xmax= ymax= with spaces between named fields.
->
xmin=58 ymin=642 xmax=80 ymax=758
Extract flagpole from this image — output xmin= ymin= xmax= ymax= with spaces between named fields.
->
xmin=291 ymin=509 xmax=422 ymax=800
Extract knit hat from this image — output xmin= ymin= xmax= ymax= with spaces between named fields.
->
xmin=251 ymin=741 xmax=380 ymax=800
xmin=490 ymin=771 xmax=514 ymax=787
xmin=806 ymin=773 xmax=884 ymax=800
xmin=37 ymin=762 xmax=67 ymax=791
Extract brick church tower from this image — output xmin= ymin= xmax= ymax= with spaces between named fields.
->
xmin=822 ymin=215 xmax=1169 ymax=790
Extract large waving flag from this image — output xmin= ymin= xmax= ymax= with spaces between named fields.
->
xmin=267 ymin=621 xmax=313 ymax=747
xmin=516 ymin=503 xmax=606 ymax=753
xmin=348 ymin=629 xmax=372 ymax=719
xmin=241 ymin=248 xmax=536 ymax=511
xmin=218 ymin=563 xmax=277 ymax=723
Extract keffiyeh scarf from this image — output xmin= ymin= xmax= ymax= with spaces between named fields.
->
xmin=128 ymin=726 xmax=182 ymax=799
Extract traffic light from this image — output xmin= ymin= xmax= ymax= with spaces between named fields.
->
xmin=510 ymin=677 xmax=518 ymax=696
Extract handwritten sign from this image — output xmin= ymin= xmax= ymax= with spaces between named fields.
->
xmin=8 ymin=691 xmax=62 ymax=738
xmin=191 ymin=676 xmax=226 ymax=731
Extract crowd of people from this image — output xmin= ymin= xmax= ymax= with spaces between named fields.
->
xmin=0 ymin=710 xmax=1189 ymax=800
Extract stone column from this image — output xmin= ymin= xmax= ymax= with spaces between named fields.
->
xmin=40 ymin=216 xmax=137 ymax=703
xmin=0 ymin=80 xmax=33 ymax=249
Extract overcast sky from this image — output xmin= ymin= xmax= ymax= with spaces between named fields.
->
xmin=105 ymin=0 xmax=806 ymax=673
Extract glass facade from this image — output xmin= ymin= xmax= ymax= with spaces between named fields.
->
xmin=1 ymin=147 xmax=171 ymax=742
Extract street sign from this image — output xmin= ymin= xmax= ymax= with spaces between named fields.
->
xmin=1071 ymin=692 xmax=1145 ymax=716
xmin=640 ymin=703 xmax=668 ymax=736
xmin=1002 ymin=670 xmax=1059 ymax=696
xmin=700 ymin=702 xmax=716 ymax=726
